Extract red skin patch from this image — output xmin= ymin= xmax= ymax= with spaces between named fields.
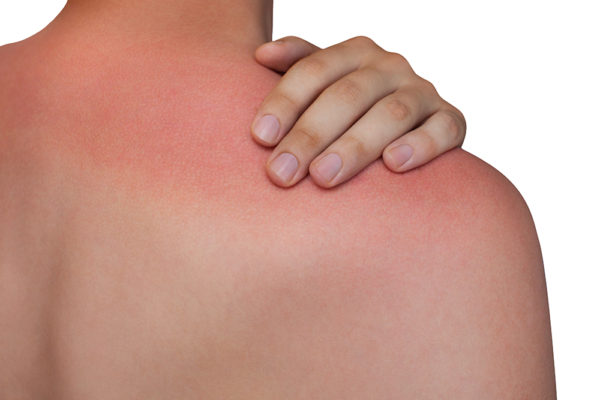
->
xmin=1 ymin=36 xmax=552 ymax=398
xmin=2 ymin=35 xmax=525 ymax=264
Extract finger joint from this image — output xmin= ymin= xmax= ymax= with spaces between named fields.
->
xmin=348 ymin=35 xmax=376 ymax=48
xmin=293 ymin=126 xmax=322 ymax=148
xmin=384 ymin=97 xmax=412 ymax=123
xmin=421 ymin=131 xmax=439 ymax=157
xmin=437 ymin=110 xmax=464 ymax=145
xmin=294 ymin=56 xmax=328 ymax=78
xmin=343 ymin=134 xmax=371 ymax=162
xmin=384 ymin=52 xmax=409 ymax=70
xmin=272 ymin=91 xmax=299 ymax=114
xmin=330 ymin=77 xmax=363 ymax=105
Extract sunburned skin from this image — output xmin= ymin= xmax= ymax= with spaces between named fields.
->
xmin=0 ymin=20 xmax=555 ymax=400
xmin=1 ymin=30 xmax=476 ymax=216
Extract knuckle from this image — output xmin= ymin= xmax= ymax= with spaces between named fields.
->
xmin=293 ymin=126 xmax=321 ymax=148
xmin=419 ymin=77 xmax=438 ymax=96
xmin=421 ymin=131 xmax=439 ymax=157
xmin=348 ymin=35 xmax=376 ymax=48
xmin=294 ymin=56 xmax=328 ymax=77
xmin=384 ymin=96 xmax=412 ymax=122
xmin=343 ymin=134 xmax=370 ymax=161
xmin=272 ymin=91 xmax=299 ymax=113
xmin=384 ymin=52 xmax=409 ymax=69
xmin=279 ymin=35 xmax=298 ymax=42
xmin=330 ymin=77 xmax=363 ymax=104
xmin=438 ymin=110 xmax=464 ymax=143
xmin=454 ymin=107 xmax=467 ymax=130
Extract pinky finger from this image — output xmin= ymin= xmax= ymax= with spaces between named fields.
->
xmin=382 ymin=108 xmax=466 ymax=172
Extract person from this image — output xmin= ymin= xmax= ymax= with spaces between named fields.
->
xmin=0 ymin=0 xmax=556 ymax=398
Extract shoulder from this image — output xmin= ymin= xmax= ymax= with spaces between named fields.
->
xmin=369 ymin=147 xmax=538 ymax=245
xmin=258 ymin=146 xmax=545 ymax=306
xmin=246 ymin=147 xmax=555 ymax=396
xmin=325 ymin=146 xmax=545 ymax=299
xmin=296 ymin=147 xmax=540 ymax=259
xmin=320 ymin=148 xmax=555 ymax=396
xmin=259 ymin=148 xmax=555 ymax=396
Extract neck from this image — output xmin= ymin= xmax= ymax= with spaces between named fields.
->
xmin=57 ymin=0 xmax=273 ymax=53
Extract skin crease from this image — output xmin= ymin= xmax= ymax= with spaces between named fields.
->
xmin=0 ymin=0 xmax=556 ymax=399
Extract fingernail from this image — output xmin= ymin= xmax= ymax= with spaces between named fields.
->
xmin=388 ymin=144 xmax=414 ymax=169
xmin=314 ymin=153 xmax=342 ymax=182
xmin=270 ymin=152 xmax=298 ymax=182
xmin=254 ymin=115 xmax=280 ymax=144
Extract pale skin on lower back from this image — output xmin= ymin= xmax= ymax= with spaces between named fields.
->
xmin=0 ymin=32 xmax=555 ymax=399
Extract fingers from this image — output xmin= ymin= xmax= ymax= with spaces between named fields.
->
xmin=253 ymin=35 xmax=467 ymax=189
xmin=382 ymin=105 xmax=467 ymax=172
xmin=307 ymin=86 xmax=442 ymax=187
xmin=251 ymin=36 xmax=380 ymax=148
xmin=254 ymin=36 xmax=321 ymax=73
xmin=265 ymin=67 xmax=396 ymax=186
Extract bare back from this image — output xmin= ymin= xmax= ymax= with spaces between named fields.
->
xmin=0 ymin=29 xmax=555 ymax=399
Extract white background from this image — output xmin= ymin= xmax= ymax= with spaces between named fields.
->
xmin=1 ymin=0 xmax=598 ymax=397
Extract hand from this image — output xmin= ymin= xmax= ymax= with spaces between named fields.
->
xmin=251 ymin=36 xmax=466 ymax=188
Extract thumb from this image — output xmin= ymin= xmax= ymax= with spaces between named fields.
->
xmin=255 ymin=36 xmax=322 ymax=73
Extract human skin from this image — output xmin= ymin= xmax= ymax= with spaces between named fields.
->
xmin=0 ymin=0 xmax=556 ymax=399
xmin=250 ymin=36 xmax=467 ymax=188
